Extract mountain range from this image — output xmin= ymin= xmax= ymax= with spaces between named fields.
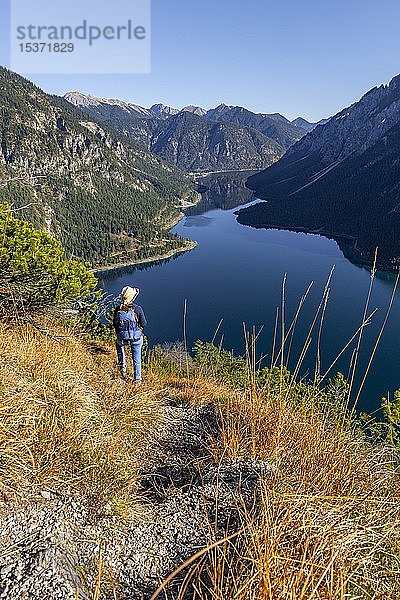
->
xmin=0 ymin=67 xmax=197 ymax=266
xmin=0 ymin=67 xmax=325 ymax=268
xmin=4 ymin=64 xmax=399 ymax=271
xmin=238 ymin=74 xmax=400 ymax=267
xmin=65 ymin=92 xmax=322 ymax=172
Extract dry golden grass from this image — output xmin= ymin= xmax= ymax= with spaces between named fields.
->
xmin=0 ymin=320 xmax=167 ymax=513
xmin=2 ymin=317 xmax=400 ymax=598
xmin=155 ymin=374 xmax=233 ymax=406
xmin=169 ymin=384 xmax=400 ymax=599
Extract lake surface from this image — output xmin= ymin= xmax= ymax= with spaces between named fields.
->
xmin=98 ymin=175 xmax=400 ymax=414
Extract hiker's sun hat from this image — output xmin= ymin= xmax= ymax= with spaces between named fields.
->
xmin=121 ymin=286 xmax=139 ymax=306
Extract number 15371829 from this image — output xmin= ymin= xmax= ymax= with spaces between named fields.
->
xmin=19 ymin=43 xmax=75 ymax=52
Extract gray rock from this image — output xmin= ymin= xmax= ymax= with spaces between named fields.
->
xmin=0 ymin=400 xmax=272 ymax=599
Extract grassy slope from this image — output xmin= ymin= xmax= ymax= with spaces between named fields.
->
xmin=1 ymin=322 xmax=400 ymax=597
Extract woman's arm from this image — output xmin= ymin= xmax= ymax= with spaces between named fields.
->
xmin=137 ymin=306 xmax=147 ymax=329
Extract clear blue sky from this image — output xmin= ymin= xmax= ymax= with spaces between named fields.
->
xmin=1 ymin=0 xmax=400 ymax=121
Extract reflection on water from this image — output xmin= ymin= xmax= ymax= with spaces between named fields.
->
xmin=98 ymin=174 xmax=255 ymax=282
xmin=183 ymin=216 xmax=214 ymax=228
xmin=96 ymin=249 xmax=189 ymax=281
xmin=187 ymin=171 xmax=256 ymax=215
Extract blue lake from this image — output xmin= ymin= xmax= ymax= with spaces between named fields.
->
xmin=98 ymin=178 xmax=400 ymax=414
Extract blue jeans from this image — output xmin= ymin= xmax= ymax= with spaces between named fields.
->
xmin=116 ymin=336 xmax=143 ymax=381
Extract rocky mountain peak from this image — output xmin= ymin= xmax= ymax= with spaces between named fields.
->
xmin=150 ymin=103 xmax=180 ymax=118
xmin=64 ymin=92 xmax=152 ymax=119
xmin=182 ymin=105 xmax=207 ymax=116
xmin=64 ymin=91 xmax=102 ymax=108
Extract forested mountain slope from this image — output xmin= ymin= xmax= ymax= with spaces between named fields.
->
xmin=0 ymin=68 xmax=197 ymax=266
xmin=239 ymin=74 xmax=400 ymax=267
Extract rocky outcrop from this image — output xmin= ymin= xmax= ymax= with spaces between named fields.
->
xmin=205 ymin=104 xmax=305 ymax=149
xmin=0 ymin=399 xmax=272 ymax=600
xmin=66 ymin=92 xmax=153 ymax=120
xmin=149 ymin=104 xmax=180 ymax=118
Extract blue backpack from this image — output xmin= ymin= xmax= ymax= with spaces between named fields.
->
xmin=115 ymin=307 xmax=141 ymax=341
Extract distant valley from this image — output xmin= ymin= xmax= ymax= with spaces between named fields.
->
xmin=1 ymin=67 xmax=319 ymax=268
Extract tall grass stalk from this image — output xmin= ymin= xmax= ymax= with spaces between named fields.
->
xmin=290 ymin=266 xmax=334 ymax=385
xmin=279 ymin=273 xmax=287 ymax=398
xmin=351 ymin=269 xmax=400 ymax=416
xmin=285 ymin=281 xmax=314 ymax=372
xmin=183 ymin=298 xmax=190 ymax=380
xmin=345 ymin=248 xmax=378 ymax=410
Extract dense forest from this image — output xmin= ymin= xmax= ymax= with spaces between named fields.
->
xmin=239 ymin=119 xmax=400 ymax=267
xmin=0 ymin=68 xmax=198 ymax=266
xmin=241 ymin=75 xmax=400 ymax=268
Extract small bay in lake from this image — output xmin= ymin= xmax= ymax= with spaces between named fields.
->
xmin=98 ymin=174 xmax=400 ymax=414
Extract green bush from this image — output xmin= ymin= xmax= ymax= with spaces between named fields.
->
xmin=362 ymin=390 xmax=400 ymax=447
xmin=382 ymin=390 xmax=400 ymax=446
xmin=147 ymin=342 xmax=192 ymax=376
xmin=0 ymin=202 xmax=98 ymax=318
xmin=193 ymin=340 xmax=249 ymax=388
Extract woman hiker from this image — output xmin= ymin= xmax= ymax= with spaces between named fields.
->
xmin=113 ymin=286 xmax=147 ymax=381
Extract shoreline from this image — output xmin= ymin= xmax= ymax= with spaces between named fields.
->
xmin=92 ymin=240 xmax=198 ymax=274
xmin=240 ymin=188 xmax=400 ymax=273
xmin=92 ymin=202 xmax=200 ymax=274
xmin=235 ymin=211 xmax=399 ymax=273
xmin=190 ymin=168 xmax=259 ymax=178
